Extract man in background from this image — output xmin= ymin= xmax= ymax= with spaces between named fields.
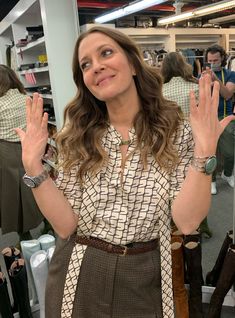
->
xmin=204 ymin=44 xmax=235 ymax=195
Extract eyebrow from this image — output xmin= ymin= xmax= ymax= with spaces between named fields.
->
xmin=79 ymin=43 xmax=112 ymax=64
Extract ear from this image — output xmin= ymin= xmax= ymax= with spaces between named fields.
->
xmin=131 ymin=65 xmax=136 ymax=76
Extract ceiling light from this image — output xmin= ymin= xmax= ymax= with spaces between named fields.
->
xmin=195 ymin=0 xmax=235 ymax=16
xmin=158 ymin=0 xmax=235 ymax=26
xmin=158 ymin=11 xmax=194 ymax=25
xmin=95 ymin=0 xmax=167 ymax=24
xmin=209 ymin=13 xmax=235 ymax=24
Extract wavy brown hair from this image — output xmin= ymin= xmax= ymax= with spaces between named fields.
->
xmin=161 ymin=52 xmax=198 ymax=84
xmin=0 ymin=64 xmax=25 ymax=97
xmin=56 ymin=26 xmax=183 ymax=182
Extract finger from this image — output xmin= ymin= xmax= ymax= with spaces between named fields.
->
xmin=204 ymin=73 xmax=212 ymax=111
xmin=189 ymin=89 xmax=198 ymax=116
xmin=26 ymin=96 xmax=32 ymax=126
xmin=198 ymin=75 xmax=206 ymax=110
xmin=35 ymin=96 xmax=44 ymax=119
xmin=14 ymin=128 xmax=25 ymax=141
xmin=220 ymin=114 xmax=235 ymax=131
xmin=31 ymin=93 xmax=39 ymax=115
xmin=41 ymin=112 xmax=48 ymax=131
xmin=211 ymin=80 xmax=220 ymax=114
xmin=31 ymin=94 xmax=44 ymax=124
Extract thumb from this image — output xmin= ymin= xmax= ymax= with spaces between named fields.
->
xmin=219 ymin=115 xmax=235 ymax=131
xmin=14 ymin=128 xmax=25 ymax=141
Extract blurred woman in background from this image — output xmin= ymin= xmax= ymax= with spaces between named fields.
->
xmin=161 ymin=51 xmax=199 ymax=119
xmin=0 ymin=64 xmax=43 ymax=240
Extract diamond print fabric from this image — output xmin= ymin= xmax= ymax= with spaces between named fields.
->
xmin=56 ymin=122 xmax=193 ymax=317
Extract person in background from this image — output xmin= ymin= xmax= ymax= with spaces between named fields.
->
xmin=0 ymin=64 xmax=43 ymax=240
xmin=15 ymin=27 xmax=234 ymax=318
xmin=203 ymin=44 xmax=235 ymax=195
xmin=161 ymin=52 xmax=212 ymax=238
xmin=161 ymin=51 xmax=199 ymax=119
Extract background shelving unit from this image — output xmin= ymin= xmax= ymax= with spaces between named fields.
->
xmin=114 ymin=26 xmax=235 ymax=53
xmin=0 ymin=0 xmax=80 ymax=170
xmin=0 ymin=0 xmax=79 ymax=129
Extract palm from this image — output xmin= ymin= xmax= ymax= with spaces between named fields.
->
xmin=15 ymin=93 xmax=48 ymax=171
xmin=189 ymin=74 xmax=235 ymax=156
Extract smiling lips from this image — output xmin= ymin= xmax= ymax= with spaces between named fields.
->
xmin=96 ymin=75 xmax=115 ymax=86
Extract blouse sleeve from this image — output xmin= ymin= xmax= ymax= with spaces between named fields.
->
xmin=55 ymin=166 xmax=82 ymax=215
xmin=169 ymin=121 xmax=194 ymax=205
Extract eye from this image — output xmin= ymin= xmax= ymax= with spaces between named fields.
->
xmin=80 ymin=61 xmax=91 ymax=71
xmin=101 ymin=49 xmax=113 ymax=57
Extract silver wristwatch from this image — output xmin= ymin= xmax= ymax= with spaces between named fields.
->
xmin=23 ymin=169 xmax=49 ymax=188
xmin=191 ymin=155 xmax=217 ymax=175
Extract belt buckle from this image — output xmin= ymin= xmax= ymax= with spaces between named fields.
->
xmin=120 ymin=245 xmax=128 ymax=256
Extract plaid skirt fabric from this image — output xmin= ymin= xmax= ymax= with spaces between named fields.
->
xmin=0 ymin=140 xmax=43 ymax=234
xmin=46 ymin=236 xmax=163 ymax=318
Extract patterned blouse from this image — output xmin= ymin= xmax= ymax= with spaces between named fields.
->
xmin=56 ymin=122 xmax=194 ymax=318
xmin=0 ymin=89 xmax=26 ymax=142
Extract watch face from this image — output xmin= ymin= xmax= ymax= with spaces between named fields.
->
xmin=23 ymin=176 xmax=36 ymax=188
xmin=205 ymin=156 xmax=217 ymax=175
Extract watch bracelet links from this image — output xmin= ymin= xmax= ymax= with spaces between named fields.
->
xmin=191 ymin=156 xmax=212 ymax=173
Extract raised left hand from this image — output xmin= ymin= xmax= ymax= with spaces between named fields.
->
xmin=189 ymin=73 xmax=235 ymax=157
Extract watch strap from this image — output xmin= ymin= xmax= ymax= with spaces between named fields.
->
xmin=33 ymin=169 xmax=49 ymax=185
xmin=191 ymin=155 xmax=216 ymax=175
xmin=23 ymin=169 xmax=49 ymax=188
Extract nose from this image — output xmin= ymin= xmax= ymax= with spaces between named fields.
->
xmin=92 ymin=58 xmax=105 ymax=73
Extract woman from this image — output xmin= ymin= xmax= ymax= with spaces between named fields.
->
xmin=15 ymin=27 xmax=234 ymax=318
xmin=0 ymin=64 xmax=43 ymax=239
xmin=161 ymin=51 xmax=199 ymax=119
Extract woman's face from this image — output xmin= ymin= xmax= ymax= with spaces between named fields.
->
xmin=78 ymin=32 xmax=136 ymax=103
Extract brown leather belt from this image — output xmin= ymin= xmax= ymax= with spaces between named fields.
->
xmin=75 ymin=236 xmax=158 ymax=256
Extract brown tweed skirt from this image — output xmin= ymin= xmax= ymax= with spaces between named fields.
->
xmin=46 ymin=235 xmax=163 ymax=318
xmin=0 ymin=140 xmax=43 ymax=234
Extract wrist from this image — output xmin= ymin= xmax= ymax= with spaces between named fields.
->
xmin=191 ymin=155 xmax=217 ymax=175
xmin=194 ymin=146 xmax=216 ymax=158
xmin=23 ymin=168 xmax=49 ymax=188
xmin=24 ymin=162 xmax=44 ymax=176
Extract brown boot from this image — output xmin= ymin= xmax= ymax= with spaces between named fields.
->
xmin=171 ymin=236 xmax=189 ymax=318
xmin=184 ymin=236 xmax=204 ymax=318
xmin=207 ymin=244 xmax=235 ymax=318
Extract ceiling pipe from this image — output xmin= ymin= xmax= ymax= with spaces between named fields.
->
xmin=77 ymin=1 xmax=126 ymax=9
xmin=77 ymin=0 xmax=195 ymax=12
xmin=173 ymin=1 xmax=185 ymax=15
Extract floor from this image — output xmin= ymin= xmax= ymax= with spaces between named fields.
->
xmin=1 ymin=175 xmax=235 ymax=317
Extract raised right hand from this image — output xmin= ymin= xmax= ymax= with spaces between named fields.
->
xmin=15 ymin=93 xmax=48 ymax=175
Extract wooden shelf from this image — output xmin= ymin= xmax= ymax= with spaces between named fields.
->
xmin=19 ymin=66 xmax=49 ymax=75
xmin=27 ymin=92 xmax=52 ymax=99
xmin=48 ymin=120 xmax=56 ymax=126
xmin=16 ymin=36 xmax=45 ymax=53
